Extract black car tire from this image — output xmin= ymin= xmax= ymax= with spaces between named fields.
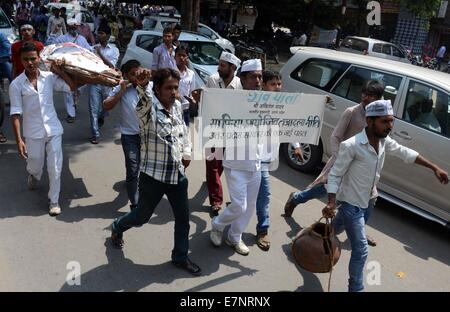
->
xmin=281 ymin=141 xmax=323 ymax=173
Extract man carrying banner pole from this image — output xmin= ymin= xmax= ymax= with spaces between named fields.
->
xmin=209 ymin=59 xmax=263 ymax=256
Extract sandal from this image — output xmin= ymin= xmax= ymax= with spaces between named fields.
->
xmin=90 ymin=137 xmax=99 ymax=145
xmin=210 ymin=205 xmax=222 ymax=217
xmin=256 ymin=233 xmax=271 ymax=251
xmin=0 ymin=132 xmax=6 ymax=143
xmin=111 ymin=232 xmax=124 ymax=249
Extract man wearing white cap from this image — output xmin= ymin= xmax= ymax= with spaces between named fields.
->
xmin=323 ymin=99 xmax=448 ymax=292
xmin=209 ymin=59 xmax=263 ymax=256
xmin=55 ymin=18 xmax=92 ymax=123
xmin=205 ymin=51 xmax=242 ymax=217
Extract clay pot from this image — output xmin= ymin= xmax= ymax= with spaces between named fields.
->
xmin=292 ymin=219 xmax=341 ymax=273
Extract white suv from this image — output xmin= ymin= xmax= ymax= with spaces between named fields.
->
xmin=142 ymin=15 xmax=235 ymax=54
xmin=121 ymin=29 xmax=224 ymax=87
xmin=281 ymin=46 xmax=450 ymax=227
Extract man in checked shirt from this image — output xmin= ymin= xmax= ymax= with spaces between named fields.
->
xmin=109 ymin=68 xmax=202 ymax=276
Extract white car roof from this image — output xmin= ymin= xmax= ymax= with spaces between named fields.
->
xmin=345 ymin=36 xmax=393 ymax=45
xmin=132 ymin=29 xmax=214 ymax=42
xmin=290 ymin=47 xmax=450 ymax=90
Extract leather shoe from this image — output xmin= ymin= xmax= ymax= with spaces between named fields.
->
xmin=173 ymin=259 xmax=202 ymax=276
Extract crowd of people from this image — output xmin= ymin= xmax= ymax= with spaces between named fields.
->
xmin=1 ymin=0 xmax=449 ymax=293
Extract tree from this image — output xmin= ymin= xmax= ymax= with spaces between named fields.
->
xmin=180 ymin=0 xmax=200 ymax=31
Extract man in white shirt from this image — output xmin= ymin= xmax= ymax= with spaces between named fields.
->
xmin=88 ymin=25 xmax=119 ymax=144
xmin=209 ymin=59 xmax=263 ymax=256
xmin=55 ymin=18 xmax=92 ymax=123
xmin=323 ymin=100 xmax=448 ymax=292
xmin=175 ymin=45 xmax=196 ymax=126
xmin=103 ymin=60 xmax=150 ymax=211
xmin=205 ymin=51 xmax=242 ymax=217
xmin=9 ymin=41 xmax=78 ymax=216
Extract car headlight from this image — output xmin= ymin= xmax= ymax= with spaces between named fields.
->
xmin=195 ymin=68 xmax=210 ymax=84
xmin=7 ymin=34 xmax=17 ymax=44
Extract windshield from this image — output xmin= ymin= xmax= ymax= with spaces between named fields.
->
xmin=0 ymin=9 xmax=11 ymax=29
xmin=183 ymin=40 xmax=223 ymax=65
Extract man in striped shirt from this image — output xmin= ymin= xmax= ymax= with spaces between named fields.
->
xmin=110 ymin=68 xmax=201 ymax=276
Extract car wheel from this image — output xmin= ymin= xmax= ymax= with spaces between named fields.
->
xmin=281 ymin=142 xmax=323 ymax=173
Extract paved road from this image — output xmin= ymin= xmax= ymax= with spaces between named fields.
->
xmin=0 ymin=88 xmax=449 ymax=292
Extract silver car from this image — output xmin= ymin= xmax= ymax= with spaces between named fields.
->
xmin=281 ymin=47 xmax=450 ymax=227
xmin=339 ymin=36 xmax=410 ymax=63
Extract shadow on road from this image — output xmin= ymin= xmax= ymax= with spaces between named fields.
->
xmin=59 ymin=232 xmax=258 ymax=292
xmin=281 ymin=216 xmax=324 ymax=292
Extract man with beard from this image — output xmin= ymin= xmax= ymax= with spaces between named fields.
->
xmin=205 ymin=51 xmax=241 ymax=217
xmin=55 ymin=18 xmax=92 ymax=123
xmin=322 ymin=100 xmax=448 ymax=292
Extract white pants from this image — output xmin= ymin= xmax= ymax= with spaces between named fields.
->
xmin=26 ymin=135 xmax=63 ymax=204
xmin=212 ymin=168 xmax=261 ymax=244
xmin=64 ymin=91 xmax=76 ymax=118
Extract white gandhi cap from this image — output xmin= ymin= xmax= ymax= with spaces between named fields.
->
xmin=219 ymin=51 xmax=241 ymax=67
xmin=241 ymin=59 xmax=262 ymax=72
xmin=365 ymin=100 xmax=394 ymax=117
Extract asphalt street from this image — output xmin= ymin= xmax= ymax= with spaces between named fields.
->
xmin=0 ymin=87 xmax=449 ymax=292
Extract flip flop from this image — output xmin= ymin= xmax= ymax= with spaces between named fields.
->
xmin=256 ymin=233 xmax=271 ymax=251
xmin=0 ymin=132 xmax=6 ymax=143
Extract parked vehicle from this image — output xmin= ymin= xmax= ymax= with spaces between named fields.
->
xmin=339 ymin=36 xmax=410 ymax=63
xmin=121 ymin=30 xmax=224 ymax=87
xmin=0 ymin=7 xmax=17 ymax=43
xmin=411 ymin=54 xmax=423 ymax=67
xmin=281 ymin=46 xmax=450 ymax=227
xmin=142 ymin=14 xmax=235 ymax=54
xmin=423 ymin=56 xmax=439 ymax=70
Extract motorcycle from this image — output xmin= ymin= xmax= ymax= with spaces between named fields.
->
xmin=423 ymin=56 xmax=439 ymax=70
xmin=410 ymin=54 xmax=423 ymax=67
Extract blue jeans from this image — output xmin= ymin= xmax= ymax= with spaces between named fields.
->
xmin=88 ymin=84 xmax=106 ymax=138
xmin=183 ymin=109 xmax=190 ymax=126
xmin=0 ymin=61 xmax=12 ymax=82
xmin=293 ymin=183 xmax=377 ymax=223
xmin=292 ymin=183 xmax=327 ymax=204
xmin=121 ymin=134 xmax=141 ymax=208
xmin=112 ymin=172 xmax=190 ymax=263
xmin=332 ymin=202 xmax=368 ymax=292
xmin=256 ymin=169 xmax=270 ymax=234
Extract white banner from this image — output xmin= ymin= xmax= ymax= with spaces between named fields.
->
xmin=200 ymin=88 xmax=326 ymax=148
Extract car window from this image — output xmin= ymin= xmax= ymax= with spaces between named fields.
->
xmin=342 ymin=37 xmax=369 ymax=52
xmin=143 ymin=18 xmax=157 ymax=29
xmin=372 ymin=43 xmax=382 ymax=53
xmin=402 ymin=80 xmax=450 ymax=136
xmin=382 ymin=44 xmax=391 ymax=55
xmin=290 ymin=59 xmax=348 ymax=90
xmin=0 ymin=8 xmax=11 ymax=28
xmin=183 ymin=40 xmax=222 ymax=65
xmin=136 ymin=34 xmax=162 ymax=53
xmin=198 ymin=25 xmax=217 ymax=40
xmin=332 ymin=66 xmax=402 ymax=104
xmin=392 ymin=46 xmax=404 ymax=58
xmin=161 ymin=21 xmax=174 ymax=28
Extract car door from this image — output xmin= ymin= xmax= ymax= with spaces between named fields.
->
xmin=126 ymin=34 xmax=160 ymax=69
xmin=328 ymin=65 xmax=404 ymax=157
xmin=391 ymin=45 xmax=409 ymax=63
xmin=381 ymin=78 xmax=450 ymax=221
